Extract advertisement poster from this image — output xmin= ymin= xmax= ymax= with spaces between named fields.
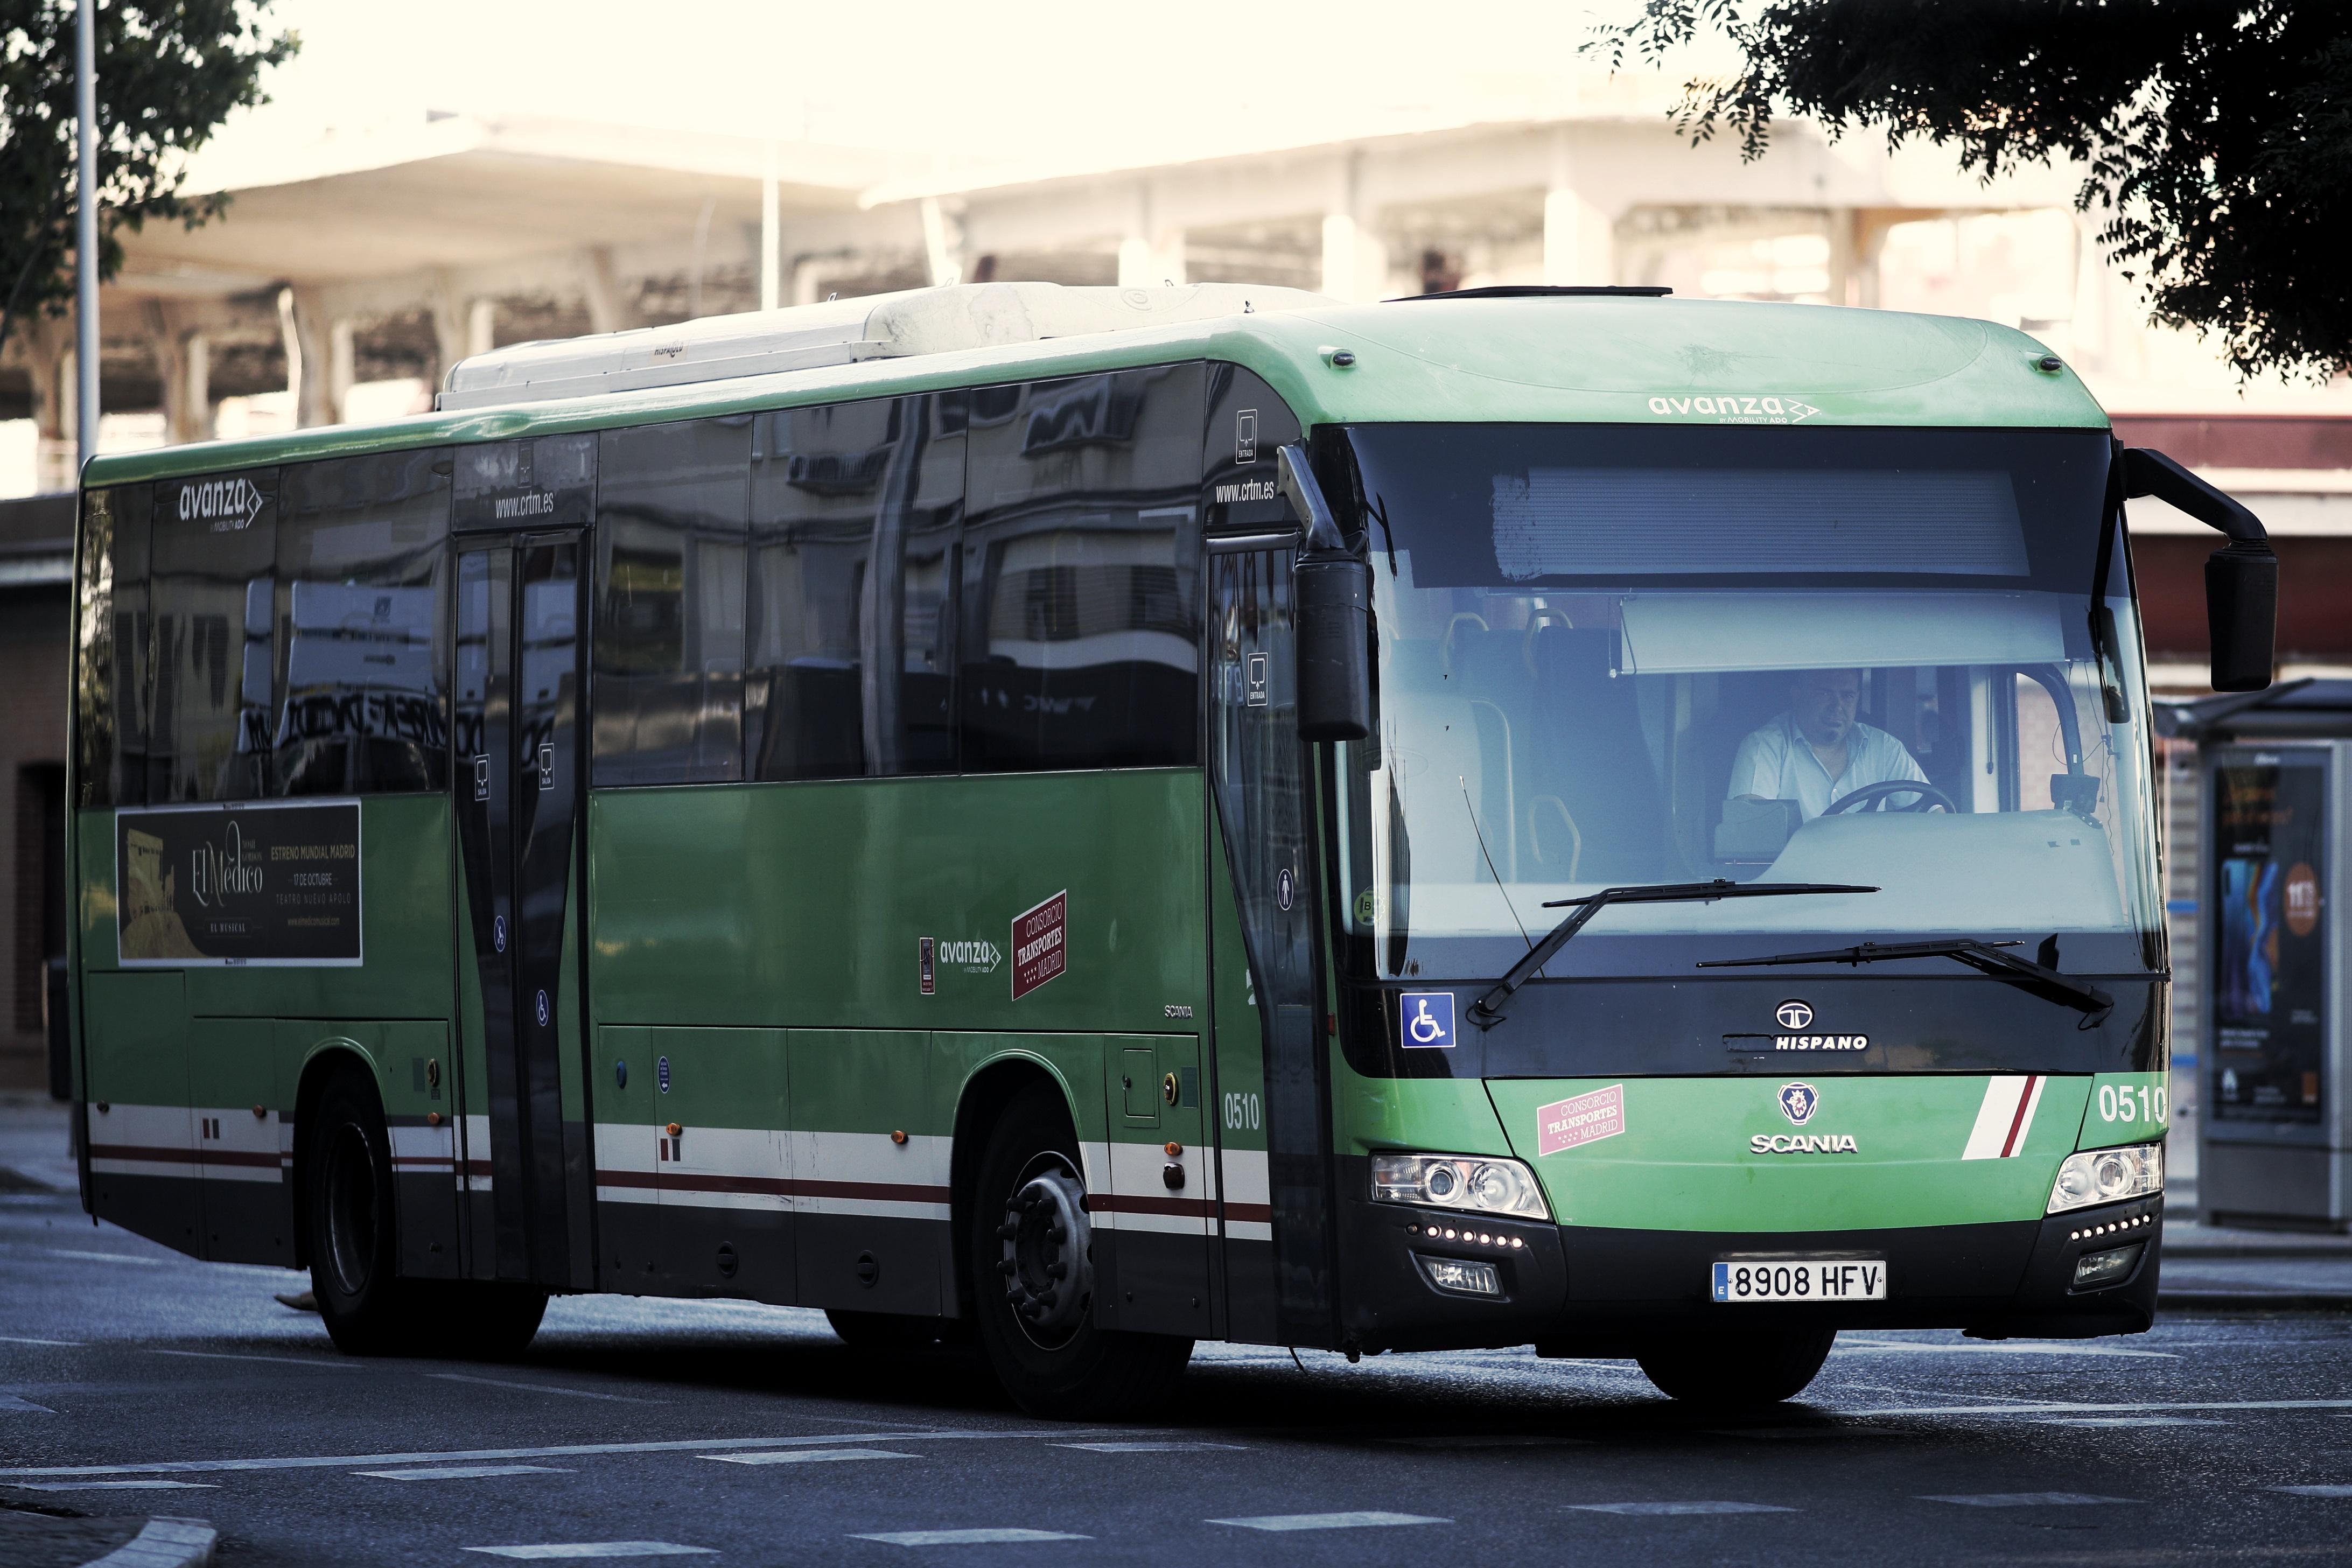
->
xmin=116 ymin=801 xmax=363 ymax=967
xmin=2211 ymin=759 xmax=2326 ymax=1123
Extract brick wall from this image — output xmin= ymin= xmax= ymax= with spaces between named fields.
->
xmin=0 ymin=593 xmax=69 ymax=1090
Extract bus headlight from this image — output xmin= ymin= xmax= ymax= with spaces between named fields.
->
xmin=2047 ymin=1143 xmax=2162 ymax=1214
xmin=1371 ymin=1153 xmax=1549 ymax=1219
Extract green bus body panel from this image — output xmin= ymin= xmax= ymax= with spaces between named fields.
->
xmin=1485 ymin=1076 xmax=2094 ymax=1233
xmin=2077 ymin=1072 xmax=2172 ymax=1149
xmin=81 ymin=299 xmax=2107 ymax=492
xmin=587 ymin=772 xmax=1206 ymax=1039
xmin=1338 ymin=1063 xmax=1516 ymax=1159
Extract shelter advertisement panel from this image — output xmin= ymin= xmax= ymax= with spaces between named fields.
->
xmin=2211 ymin=755 xmax=2327 ymax=1123
xmin=115 ymin=800 xmax=363 ymax=967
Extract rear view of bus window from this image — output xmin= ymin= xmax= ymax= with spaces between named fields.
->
xmin=148 ymin=470 xmax=278 ymax=802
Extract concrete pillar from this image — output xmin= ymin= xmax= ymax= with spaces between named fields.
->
xmin=283 ymin=288 xmax=337 ymax=429
xmin=1118 ymin=185 xmax=1186 ymax=288
xmin=582 ymin=249 xmax=637 ymax=335
xmin=761 ymin=138 xmax=781 ymax=311
xmin=1542 ymin=130 xmax=1615 ymax=288
xmin=430 ymin=273 xmax=469 ymax=384
xmin=791 ymin=255 xmax=830 ymax=308
xmin=920 ymin=198 xmax=964 ymax=288
xmin=328 ymin=319 xmax=355 ymax=419
xmin=1321 ymin=154 xmax=1389 ymax=303
xmin=1838 ymin=208 xmax=1903 ymax=309
xmin=146 ymin=300 xmax=214 ymax=445
xmin=468 ymin=299 xmax=496 ymax=357
xmin=22 ymin=316 xmax=75 ymax=492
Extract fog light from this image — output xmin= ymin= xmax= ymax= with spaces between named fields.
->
xmin=1414 ymin=1254 xmax=1501 ymax=1297
xmin=2071 ymin=1242 xmax=2144 ymax=1291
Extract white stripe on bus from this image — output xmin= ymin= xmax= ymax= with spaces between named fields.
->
xmin=1961 ymin=1075 xmax=2043 ymax=1160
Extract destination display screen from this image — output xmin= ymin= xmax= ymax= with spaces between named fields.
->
xmin=115 ymin=801 xmax=363 ymax=967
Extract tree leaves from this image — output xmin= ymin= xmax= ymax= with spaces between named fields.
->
xmin=0 ymin=1 xmax=297 ymax=354
xmin=1587 ymin=1 xmax=2352 ymax=381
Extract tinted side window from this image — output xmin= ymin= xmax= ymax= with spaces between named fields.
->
xmin=747 ymin=395 xmax=963 ymax=780
xmin=960 ymin=365 xmax=1205 ymax=772
xmin=74 ymin=486 xmax=150 ymax=808
xmin=149 ymin=471 xmax=277 ymax=801
xmin=454 ymin=434 xmax=597 ymax=531
xmin=593 ymin=417 xmax=752 ymax=786
xmin=1203 ymin=363 xmax=1304 ymax=534
xmin=274 ymin=450 xmax=452 ymax=795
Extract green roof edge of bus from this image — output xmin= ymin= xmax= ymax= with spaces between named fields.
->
xmin=81 ymin=298 xmax=2108 ymax=487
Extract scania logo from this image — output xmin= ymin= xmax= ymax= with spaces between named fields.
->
xmin=1775 ymin=999 xmax=1814 ymax=1031
xmin=1779 ymin=1081 xmax=1821 ymax=1125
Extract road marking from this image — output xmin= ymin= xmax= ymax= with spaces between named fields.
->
xmin=3 ymin=1480 xmax=218 ymax=1490
xmin=428 ymin=1373 xmax=669 ymax=1405
xmin=0 ymin=1427 xmax=1108 ymax=1478
xmin=1053 ymin=1441 xmax=1247 ymax=1453
xmin=464 ymin=1545 xmax=716 ymax=1560
xmin=1850 ymin=1399 xmax=2352 ymax=1418
xmin=1208 ymin=1513 xmax=1449 ymax=1531
xmin=2270 ymin=1486 xmax=2352 ymax=1497
xmin=1922 ymin=1493 xmax=2138 ymax=1507
xmin=703 ymin=1450 xmax=916 ymax=1466
xmin=149 ymin=1348 xmax=363 ymax=1371
xmin=44 ymin=1248 xmax=164 ymax=1265
xmin=88 ymin=1518 xmax=217 ymax=1565
xmin=852 ymin=1530 xmax=1091 ymax=1546
xmin=1381 ymin=1434 xmax=1593 ymax=1449
xmin=0 ymin=1394 xmax=55 ymax=1413
xmin=0 ymin=1335 xmax=82 ymax=1346
xmin=358 ymin=1465 xmax=574 ymax=1480
xmin=1837 ymin=1338 xmax=2176 ymax=1360
xmin=2035 ymin=1417 xmax=2225 ymax=1428
xmin=1564 ymin=1502 xmax=1794 ymax=1516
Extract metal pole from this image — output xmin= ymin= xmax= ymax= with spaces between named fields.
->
xmin=75 ymin=0 xmax=99 ymax=475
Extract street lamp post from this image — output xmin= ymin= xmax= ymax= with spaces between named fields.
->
xmin=75 ymin=0 xmax=99 ymax=477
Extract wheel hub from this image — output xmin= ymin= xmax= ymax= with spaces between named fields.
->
xmin=997 ymin=1160 xmax=1093 ymax=1346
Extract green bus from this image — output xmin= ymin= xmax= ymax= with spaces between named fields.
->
xmin=67 ymin=282 xmax=2275 ymax=1414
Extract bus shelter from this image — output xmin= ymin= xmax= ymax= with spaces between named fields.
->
xmin=2160 ymin=680 xmax=2352 ymax=1231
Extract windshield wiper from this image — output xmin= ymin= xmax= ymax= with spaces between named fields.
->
xmin=1467 ymin=880 xmax=1877 ymax=1029
xmin=1697 ymin=939 xmax=2116 ymax=1028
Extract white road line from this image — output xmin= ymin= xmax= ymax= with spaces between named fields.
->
xmin=1921 ymin=1493 xmax=2138 ymax=1507
xmin=702 ymin=1450 xmax=916 ymax=1466
xmin=357 ymin=1466 xmax=573 ymax=1481
xmin=1850 ymin=1399 xmax=2352 ymax=1418
xmin=149 ymin=1348 xmax=363 ymax=1371
xmin=2270 ymin=1486 xmax=2352 ymax=1498
xmin=428 ymin=1373 xmax=668 ymax=1405
xmin=3 ymin=1480 xmax=218 ymax=1490
xmin=852 ymin=1530 xmax=1091 ymax=1546
xmin=2035 ymin=1417 xmax=2225 ymax=1428
xmin=1208 ymin=1513 xmax=1449 ymax=1532
xmin=1053 ymin=1441 xmax=1247 ymax=1453
xmin=44 ymin=1248 xmax=165 ymax=1265
xmin=0 ymin=1427 xmax=1107 ymax=1478
xmin=1564 ymin=1502 xmax=1793 ymax=1516
xmin=464 ymin=1544 xmax=716 ymax=1560
xmin=0 ymin=1335 xmax=83 ymax=1346
xmin=0 ymin=1394 xmax=55 ymax=1413
xmin=1836 ymin=1338 xmax=2177 ymax=1360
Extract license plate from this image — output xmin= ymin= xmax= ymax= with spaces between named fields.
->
xmin=1712 ymin=1258 xmax=1887 ymax=1303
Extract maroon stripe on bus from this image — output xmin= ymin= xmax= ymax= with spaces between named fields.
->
xmin=592 ymin=1171 xmax=951 ymax=1203
xmin=1088 ymin=1193 xmax=1215 ymax=1219
xmin=1222 ymin=1202 xmax=1273 ymax=1223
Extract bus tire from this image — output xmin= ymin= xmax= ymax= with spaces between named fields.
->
xmin=825 ymin=1310 xmax=941 ymax=1350
xmin=1635 ymin=1327 xmax=1837 ymax=1405
xmin=420 ymin=1283 xmax=548 ymax=1360
xmin=968 ymin=1081 xmax=1191 ymax=1419
xmin=303 ymin=1065 xmax=422 ymax=1355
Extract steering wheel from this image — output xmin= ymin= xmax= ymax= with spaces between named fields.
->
xmin=1823 ymin=780 xmax=1957 ymax=815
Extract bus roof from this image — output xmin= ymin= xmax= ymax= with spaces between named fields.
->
xmin=81 ymin=285 xmax=2108 ymax=487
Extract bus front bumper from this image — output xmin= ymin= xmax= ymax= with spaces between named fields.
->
xmin=1338 ymin=1191 xmax=2162 ymax=1353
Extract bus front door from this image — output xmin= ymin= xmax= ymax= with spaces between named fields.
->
xmin=1208 ymin=543 xmax=1338 ymax=1348
xmin=453 ymin=533 xmax=594 ymax=1290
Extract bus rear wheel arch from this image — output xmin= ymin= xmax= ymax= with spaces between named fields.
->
xmin=967 ymin=1080 xmax=1190 ymax=1418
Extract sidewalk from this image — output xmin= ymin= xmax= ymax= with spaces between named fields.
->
xmin=2160 ymin=1175 xmax=2352 ymax=1312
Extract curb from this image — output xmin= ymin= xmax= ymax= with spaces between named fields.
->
xmin=83 ymin=1517 xmax=218 ymax=1568
xmin=2159 ymin=1291 xmax=2352 ymax=1314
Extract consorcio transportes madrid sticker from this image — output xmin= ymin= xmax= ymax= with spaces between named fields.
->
xmin=1010 ymin=890 xmax=1068 ymax=1000
xmin=1536 ymin=1084 xmax=1626 ymax=1156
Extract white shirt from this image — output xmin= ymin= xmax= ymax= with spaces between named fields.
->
xmin=1728 ymin=712 xmax=1929 ymax=822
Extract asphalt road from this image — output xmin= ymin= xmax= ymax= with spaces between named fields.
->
xmin=7 ymin=1176 xmax=2352 ymax=1566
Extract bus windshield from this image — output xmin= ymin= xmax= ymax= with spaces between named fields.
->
xmin=1330 ymin=423 xmax=2164 ymax=981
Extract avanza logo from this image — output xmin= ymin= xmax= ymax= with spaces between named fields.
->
xmin=176 ymin=477 xmax=267 ymax=531
xmin=1644 ymin=394 xmax=1819 ymax=425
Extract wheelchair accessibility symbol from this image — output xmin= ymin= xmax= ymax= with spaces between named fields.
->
xmin=1400 ymin=991 xmax=1457 ymax=1049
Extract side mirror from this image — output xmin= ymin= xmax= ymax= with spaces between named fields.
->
xmin=1277 ymin=445 xmax=1373 ymax=741
xmin=2120 ymin=446 xmax=2276 ymax=693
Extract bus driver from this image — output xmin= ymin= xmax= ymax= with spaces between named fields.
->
xmin=1728 ymin=668 xmax=1931 ymax=821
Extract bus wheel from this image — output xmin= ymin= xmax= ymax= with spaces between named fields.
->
xmin=825 ymin=1310 xmax=941 ymax=1350
xmin=421 ymin=1283 xmax=548 ymax=1360
xmin=303 ymin=1066 xmax=420 ymax=1355
xmin=969 ymin=1082 xmax=1191 ymax=1419
xmin=1635 ymin=1327 xmax=1837 ymax=1405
